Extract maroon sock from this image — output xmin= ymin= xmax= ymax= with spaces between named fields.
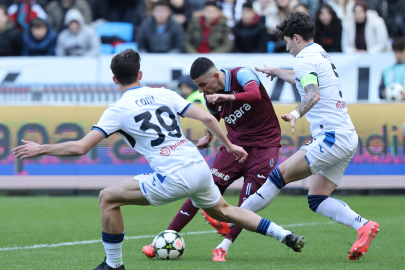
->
xmin=167 ymin=198 xmax=199 ymax=232
xmin=225 ymin=177 xmax=262 ymax=242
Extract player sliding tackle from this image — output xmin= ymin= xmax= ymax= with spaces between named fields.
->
xmin=209 ymin=12 xmax=380 ymax=261
xmin=13 ymin=49 xmax=305 ymax=270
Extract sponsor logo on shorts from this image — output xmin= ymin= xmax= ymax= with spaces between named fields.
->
xmin=224 ymin=103 xmax=251 ymax=124
xmin=270 ymin=158 xmax=274 ymax=167
xmin=336 ymin=101 xmax=346 ymax=110
xmin=257 ymin=174 xmax=266 ymax=179
xmin=210 ymin=168 xmax=230 ymax=181
xmin=180 ymin=210 xmax=190 ymax=216
xmin=160 ymin=139 xmax=189 ymax=156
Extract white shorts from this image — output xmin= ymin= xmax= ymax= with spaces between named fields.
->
xmin=300 ymin=129 xmax=358 ymax=186
xmin=135 ymin=160 xmax=221 ymax=209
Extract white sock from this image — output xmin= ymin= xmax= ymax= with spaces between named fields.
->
xmin=240 ymin=179 xmax=281 ymax=213
xmin=266 ymin=222 xmax=291 ymax=243
xmin=316 ymin=197 xmax=369 ymax=231
xmin=216 ymin=238 xmax=232 ymax=251
xmin=103 ymin=241 xmax=124 ymax=268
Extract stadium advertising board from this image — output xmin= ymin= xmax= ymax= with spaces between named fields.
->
xmin=0 ymin=53 xmax=396 ymax=103
xmin=0 ymin=104 xmax=404 ymax=176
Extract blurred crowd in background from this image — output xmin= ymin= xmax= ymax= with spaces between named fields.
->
xmin=0 ymin=0 xmax=404 ymax=56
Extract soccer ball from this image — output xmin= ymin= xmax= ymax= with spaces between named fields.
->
xmin=152 ymin=230 xmax=185 ymax=260
xmin=385 ymin=82 xmax=404 ymax=102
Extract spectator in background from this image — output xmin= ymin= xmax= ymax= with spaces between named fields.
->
xmin=186 ymin=1 xmax=233 ymax=53
xmin=47 ymin=0 xmax=92 ymax=32
xmin=169 ymin=0 xmax=195 ymax=30
xmin=136 ymin=1 xmax=184 ymax=53
xmin=315 ymin=4 xmax=342 ymax=52
xmin=299 ymin=0 xmax=319 ymax=18
xmin=325 ymin=0 xmax=354 ymax=21
xmin=178 ymin=75 xmax=204 ymax=103
xmin=379 ymin=37 xmax=405 ymax=100
xmin=216 ymin=0 xmax=246 ymax=28
xmin=233 ymin=2 xmax=267 ymax=53
xmin=55 ymin=9 xmax=100 ymax=56
xmin=23 ymin=17 xmax=57 ymax=55
xmin=253 ymin=0 xmax=292 ymax=38
xmin=293 ymin=3 xmax=309 ymax=16
xmin=342 ymin=1 xmax=390 ymax=53
xmin=7 ymin=0 xmax=47 ymax=31
xmin=0 ymin=4 xmax=22 ymax=56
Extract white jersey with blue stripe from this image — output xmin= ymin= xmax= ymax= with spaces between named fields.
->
xmin=92 ymin=86 xmax=204 ymax=175
xmin=294 ymin=43 xmax=355 ymax=137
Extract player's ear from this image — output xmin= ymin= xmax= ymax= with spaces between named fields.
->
xmin=112 ymin=76 xmax=119 ymax=85
xmin=213 ymin=72 xmax=220 ymax=81
xmin=138 ymin=71 xmax=143 ymax=81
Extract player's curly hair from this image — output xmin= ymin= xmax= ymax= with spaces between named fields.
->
xmin=277 ymin=12 xmax=315 ymax=41
xmin=190 ymin=57 xmax=215 ymax=80
xmin=110 ymin=49 xmax=141 ymax=86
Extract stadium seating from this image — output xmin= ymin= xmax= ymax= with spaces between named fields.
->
xmin=95 ymin=22 xmax=134 ymax=42
xmin=100 ymin=44 xmax=114 ymax=55
xmin=114 ymin=42 xmax=138 ymax=54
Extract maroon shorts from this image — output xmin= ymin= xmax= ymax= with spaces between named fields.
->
xmin=210 ymin=146 xmax=279 ymax=189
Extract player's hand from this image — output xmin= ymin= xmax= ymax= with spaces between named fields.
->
xmin=206 ymin=94 xmax=233 ymax=104
xmin=13 ymin=139 xmax=42 ymax=161
xmin=255 ymin=64 xmax=278 ymax=81
xmin=195 ymin=134 xmax=213 ymax=150
xmin=226 ymin=144 xmax=248 ymax=163
xmin=281 ymin=114 xmax=297 ymax=134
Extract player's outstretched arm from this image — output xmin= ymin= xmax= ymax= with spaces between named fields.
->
xmin=13 ymin=130 xmax=104 ymax=160
xmin=281 ymin=83 xmax=320 ymax=133
xmin=183 ymin=105 xmax=247 ymax=162
xmin=255 ymin=64 xmax=296 ymax=85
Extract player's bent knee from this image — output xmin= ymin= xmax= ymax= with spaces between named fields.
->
xmin=307 ymin=195 xmax=329 ymax=212
xmin=99 ymin=188 xmax=115 ymax=208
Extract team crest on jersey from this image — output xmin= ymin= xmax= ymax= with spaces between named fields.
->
xmin=270 ymin=158 xmax=274 ymax=167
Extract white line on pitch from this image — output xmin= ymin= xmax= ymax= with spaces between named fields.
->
xmin=0 ymin=221 xmax=333 ymax=251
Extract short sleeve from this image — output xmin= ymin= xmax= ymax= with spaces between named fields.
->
xmin=236 ymin=68 xmax=260 ymax=88
xmin=92 ymin=104 xmax=121 ymax=138
xmin=293 ymin=59 xmax=317 ymax=81
xmin=167 ymin=90 xmax=191 ymax=118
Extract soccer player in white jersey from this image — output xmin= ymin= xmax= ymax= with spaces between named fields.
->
xmin=13 ymin=50 xmax=306 ymax=270
xmin=211 ymin=12 xmax=379 ymax=261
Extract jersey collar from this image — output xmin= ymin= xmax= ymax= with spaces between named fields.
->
xmin=306 ymin=42 xmax=314 ymax=47
xmin=220 ymin=69 xmax=231 ymax=92
xmin=125 ymin=86 xmax=144 ymax=92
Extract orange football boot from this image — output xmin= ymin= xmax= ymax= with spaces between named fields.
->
xmin=142 ymin=243 xmax=155 ymax=259
xmin=201 ymin=210 xmax=232 ymax=236
xmin=348 ymin=221 xmax=380 ymax=260
xmin=212 ymin=248 xmax=227 ymax=261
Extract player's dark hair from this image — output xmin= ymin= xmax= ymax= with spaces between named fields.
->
xmin=110 ymin=49 xmax=141 ymax=86
xmin=190 ymin=57 xmax=216 ymax=80
xmin=152 ymin=0 xmax=169 ymax=9
xmin=277 ymin=11 xmax=315 ymax=41
xmin=392 ymin=37 xmax=405 ymax=52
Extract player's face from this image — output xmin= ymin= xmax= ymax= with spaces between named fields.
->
xmin=284 ymin=36 xmax=299 ymax=57
xmin=193 ymin=73 xmax=218 ymax=95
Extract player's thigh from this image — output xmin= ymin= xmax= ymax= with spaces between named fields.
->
xmin=278 ymin=149 xmax=312 ymax=184
xmin=100 ymin=177 xmax=150 ymax=206
xmin=244 ymin=146 xmax=279 ymax=185
xmin=308 ymin=173 xmax=337 ymax=196
xmin=187 ymin=161 xmax=222 ymax=209
xmin=210 ymin=146 xmax=244 ymax=192
xmin=201 ymin=196 xmax=231 ymax=221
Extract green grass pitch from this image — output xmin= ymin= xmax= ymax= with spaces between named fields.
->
xmin=0 ymin=195 xmax=404 ymax=269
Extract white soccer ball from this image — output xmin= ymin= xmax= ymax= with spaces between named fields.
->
xmin=385 ymin=82 xmax=404 ymax=102
xmin=152 ymin=230 xmax=185 ymax=260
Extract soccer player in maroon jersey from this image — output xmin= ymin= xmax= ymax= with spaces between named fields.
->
xmin=142 ymin=57 xmax=306 ymax=261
